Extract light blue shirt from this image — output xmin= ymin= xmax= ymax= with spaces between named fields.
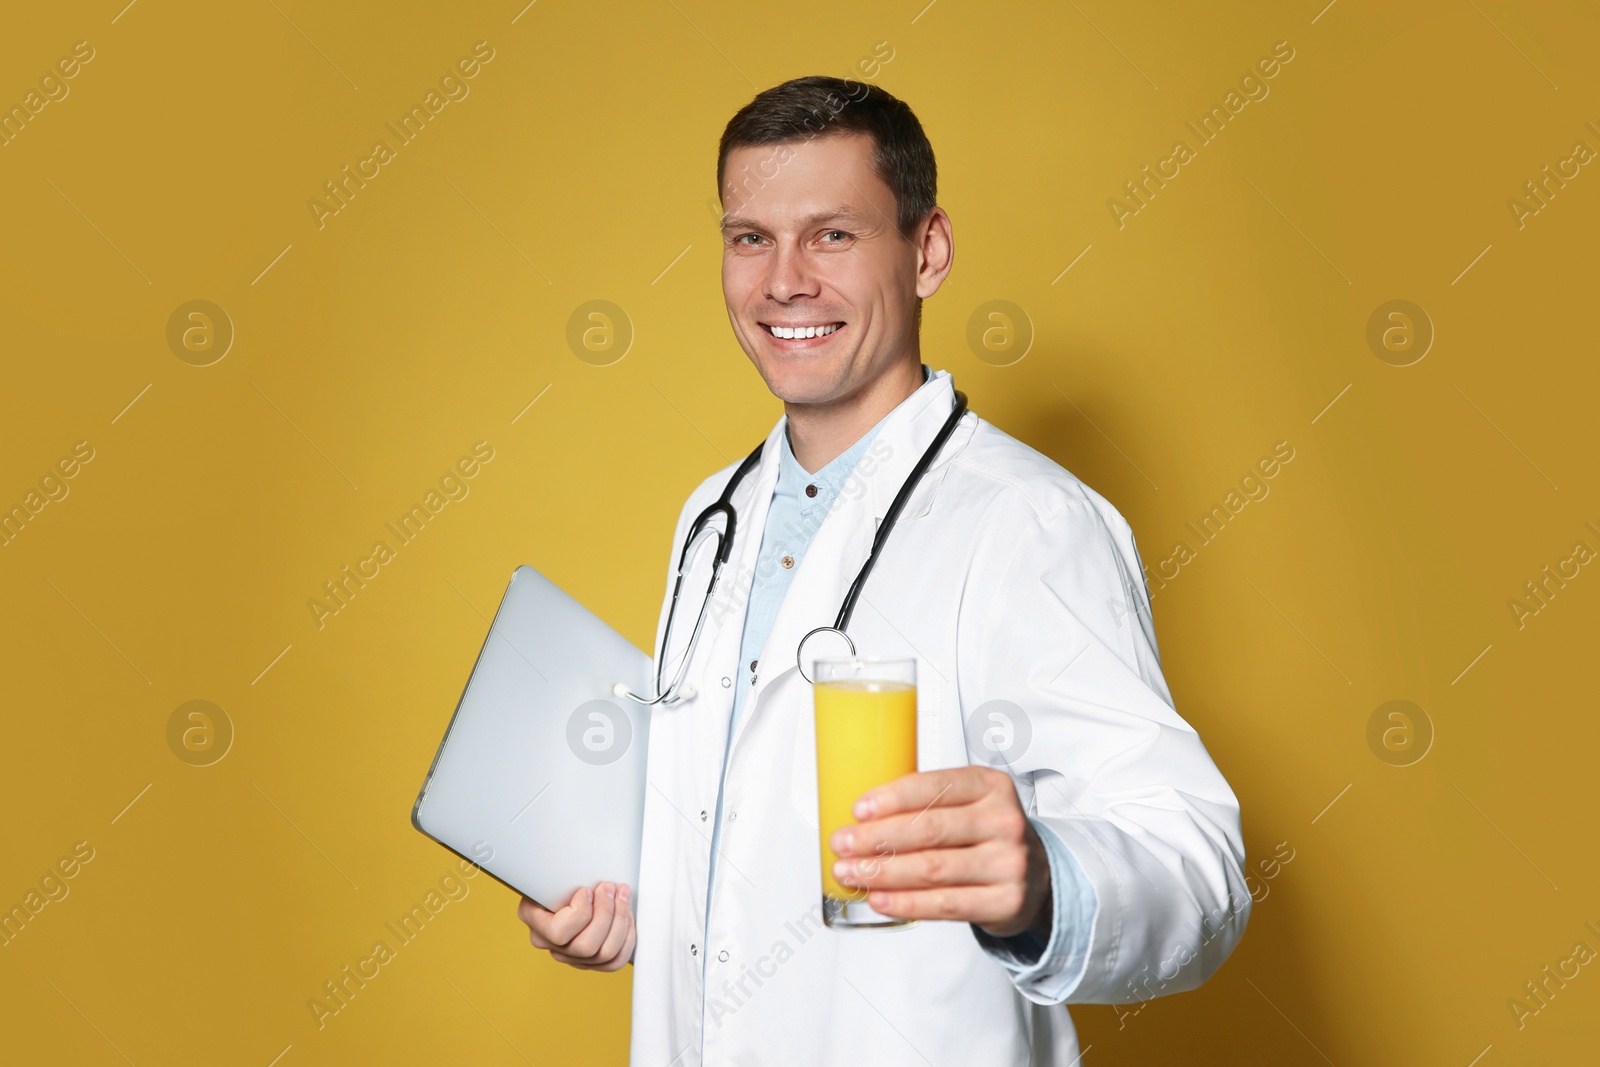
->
xmin=703 ymin=365 xmax=1096 ymax=1001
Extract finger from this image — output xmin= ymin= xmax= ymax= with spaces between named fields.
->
xmin=834 ymin=802 xmax=989 ymax=859
xmin=835 ymin=840 xmax=1022 ymax=891
xmin=552 ymin=919 xmax=629 ymax=973
xmin=517 ymin=895 xmax=559 ymax=949
xmin=853 ymin=765 xmax=998 ymax=821
xmin=565 ymin=882 xmax=618 ymax=958
xmin=867 ymin=881 xmax=1028 ymax=928
xmin=592 ymin=884 xmax=633 ymax=963
xmin=620 ymin=907 xmax=637 ymax=966
xmin=552 ymin=907 xmax=632 ymax=972
xmin=538 ymin=886 xmax=596 ymax=947
xmin=837 ymin=781 xmax=1028 ymax=857
xmin=517 ymin=895 xmax=550 ymax=927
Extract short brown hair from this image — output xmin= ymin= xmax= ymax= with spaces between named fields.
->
xmin=717 ymin=75 xmax=937 ymax=242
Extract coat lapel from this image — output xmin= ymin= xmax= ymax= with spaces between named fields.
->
xmin=690 ymin=417 xmax=785 ymax=694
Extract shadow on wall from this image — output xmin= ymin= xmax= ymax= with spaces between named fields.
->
xmin=995 ymin=371 xmax=1168 ymax=536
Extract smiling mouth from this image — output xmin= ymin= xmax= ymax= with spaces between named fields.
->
xmin=759 ymin=321 xmax=846 ymax=340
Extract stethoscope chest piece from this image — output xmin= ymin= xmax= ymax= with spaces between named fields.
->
xmin=796 ymin=626 xmax=856 ymax=685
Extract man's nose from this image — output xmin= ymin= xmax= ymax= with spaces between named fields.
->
xmin=764 ymin=242 xmax=821 ymax=303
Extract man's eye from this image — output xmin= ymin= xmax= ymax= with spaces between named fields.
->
xmin=822 ymin=230 xmax=851 ymax=242
xmin=734 ymin=233 xmax=764 ymax=246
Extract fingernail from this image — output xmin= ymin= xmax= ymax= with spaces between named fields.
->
xmin=853 ymin=795 xmax=875 ymax=819
xmin=583 ymin=887 xmax=593 ymax=904
xmin=603 ymin=884 xmax=615 ymax=899
xmin=618 ymin=885 xmax=631 ymax=904
xmin=832 ymin=829 xmax=854 ymax=854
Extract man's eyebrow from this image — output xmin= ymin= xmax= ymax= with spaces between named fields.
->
xmin=719 ymin=206 xmax=873 ymax=233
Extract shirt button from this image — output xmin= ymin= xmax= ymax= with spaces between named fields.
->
xmin=728 ymin=810 xmax=737 ymax=822
xmin=718 ymin=949 xmax=730 ymax=962
xmin=781 ymin=555 xmax=794 ymax=569
xmin=691 ymin=944 xmax=698 ymax=956
xmin=806 ymin=484 xmax=818 ymax=498
xmin=721 ymin=677 xmax=731 ymax=688
xmin=699 ymin=810 xmax=707 ymax=821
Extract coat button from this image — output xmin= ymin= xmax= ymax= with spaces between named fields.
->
xmin=749 ymin=660 xmax=758 ymax=672
xmin=717 ymin=949 xmax=730 ymax=962
xmin=805 ymin=484 xmax=818 ymax=498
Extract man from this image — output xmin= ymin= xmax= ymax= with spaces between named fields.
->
xmin=519 ymin=75 xmax=1250 ymax=1064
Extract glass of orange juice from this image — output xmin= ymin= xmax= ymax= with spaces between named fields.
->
xmin=813 ymin=656 xmax=919 ymax=929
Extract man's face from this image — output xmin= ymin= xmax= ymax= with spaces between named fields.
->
xmin=720 ymin=132 xmax=937 ymax=407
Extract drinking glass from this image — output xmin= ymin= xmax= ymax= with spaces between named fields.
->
xmin=813 ymin=656 xmax=919 ymax=929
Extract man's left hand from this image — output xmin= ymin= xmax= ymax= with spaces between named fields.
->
xmin=830 ymin=766 xmax=1052 ymax=939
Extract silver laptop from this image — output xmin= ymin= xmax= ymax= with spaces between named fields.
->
xmin=412 ymin=565 xmax=651 ymax=911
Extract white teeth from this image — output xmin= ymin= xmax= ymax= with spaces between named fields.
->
xmin=769 ymin=323 xmax=840 ymax=339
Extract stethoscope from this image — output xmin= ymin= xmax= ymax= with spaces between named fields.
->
xmin=614 ymin=388 xmax=970 ymax=706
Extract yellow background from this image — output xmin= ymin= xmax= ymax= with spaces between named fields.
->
xmin=2 ymin=1 xmax=1596 ymax=1063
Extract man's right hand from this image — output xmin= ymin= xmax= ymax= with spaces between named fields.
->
xmin=517 ymin=881 xmax=635 ymax=971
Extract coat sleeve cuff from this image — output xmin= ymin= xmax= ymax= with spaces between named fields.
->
xmin=969 ymin=816 xmax=1098 ymax=1004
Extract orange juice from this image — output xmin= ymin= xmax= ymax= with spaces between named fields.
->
xmin=814 ymin=679 xmax=918 ymax=902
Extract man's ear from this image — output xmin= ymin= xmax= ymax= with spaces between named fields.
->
xmin=915 ymin=206 xmax=955 ymax=300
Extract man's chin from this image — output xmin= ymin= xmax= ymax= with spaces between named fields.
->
xmin=758 ymin=366 xmax=847 ymax=408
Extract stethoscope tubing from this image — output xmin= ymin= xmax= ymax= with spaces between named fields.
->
xmin=618 ymin=388 xmax=969 ymax=704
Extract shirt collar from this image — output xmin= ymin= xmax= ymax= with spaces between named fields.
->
xmin=776 ymin=364 xmax=932 ymax=507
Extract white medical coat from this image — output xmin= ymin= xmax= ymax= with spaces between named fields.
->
xmin=630 ymin=368 xmax=1249 ymax=1066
